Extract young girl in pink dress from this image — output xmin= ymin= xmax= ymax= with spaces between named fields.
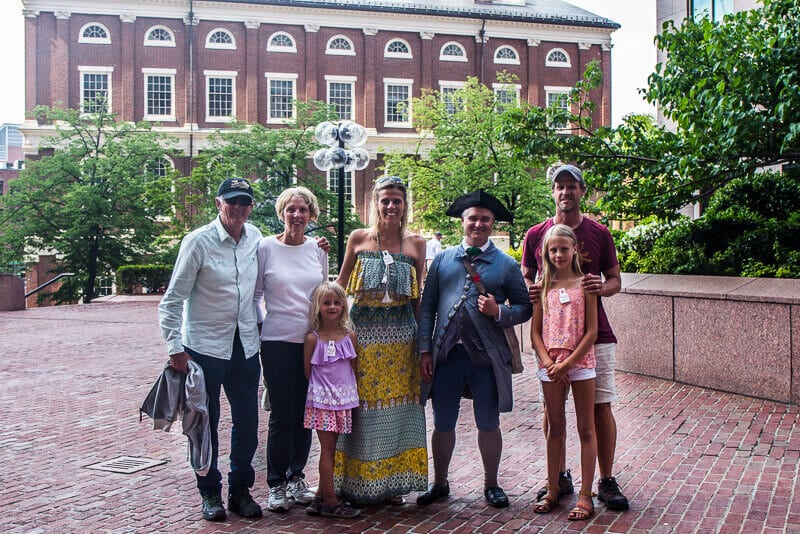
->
xmin=303 ymin=282 xmax=361 ymax=519
xmin=531 ymin=224 xmax=598 ymax=521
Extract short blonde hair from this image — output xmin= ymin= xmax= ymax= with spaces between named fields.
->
xmin=368 ymin=176 xmax=408 ymax=236
xmin=275 ymin=186 xmax=320 ymax=220
xmin=309 ymin=282 xmax=353 ymax=332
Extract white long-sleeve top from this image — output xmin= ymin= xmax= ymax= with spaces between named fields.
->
xmin=253 ymin=235 xmax=329 ymax=344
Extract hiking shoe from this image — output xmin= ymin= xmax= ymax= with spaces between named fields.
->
xmin=201 ymin=493 xmax=226 ymax=522
xmin=321 ymin=501 xmax=361 ymax=519
xmin=228 ymin=487 xmax=263 ymax=518
xmin=597 ymin=476 xmax=630 ymax=511
xmin=306 ymin=496 xmax=323 ymax=516
xmin=287 ymin=475 xmax=315 ymax=505
xmin=535 ymin=470 xmax=574 ymax=501
xmin=268 ymin=483 xmax=291 ymax=513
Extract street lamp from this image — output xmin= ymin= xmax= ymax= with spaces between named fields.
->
xmin=312 ymin=120 xmax=370 ymax=272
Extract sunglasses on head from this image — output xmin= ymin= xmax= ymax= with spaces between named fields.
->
xmin=224 ymin=197 xmax=254 ymax=207
xmin=376 ymin=176 xmax=406 ymax=188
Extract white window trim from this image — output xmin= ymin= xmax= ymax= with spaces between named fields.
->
xmin=78 ymin=66 xmax=114 ymax=114
xmin=494 ymin=45 xmax=520 ymax=65
xmin=544 ymin=85 xmax=572 ymax=132
xmin=143 ymin=68 xmax=177 ymax=121
xmin=144 ymin=25 xmax=176 ymax=47
xmin=325 ymin=75 xmax=357 ymax=122
xmin=326 ymin=35 xmax=356 ymax=56
xmin=206 ymin=28 xmax=236 ymax=50
xmin=265 ymin=72 xmax=299 ymax=124
xmin=383 ymin=77 xmax=413 ymax=128
xmin=328 ymin=168 xmax=357 ymax=210
xmin=78 ymin=22 xmax=111 ymax=44
xmin=439 ymin=80 xmax=465 ymax=114
xmin=545 ymin=48 xmax=571 ymax=68
xmin=493 ymin=82 xmax=521 ymax=104
xmin=440 ymin=41 xmax=467 ymax=62
xmin=204 ymin=70 xmax=237 ymax=123
xmin=267 ymin=31 xmax=297 ymax=53
xmin=384 ymin=38 xmax=412 ymax=59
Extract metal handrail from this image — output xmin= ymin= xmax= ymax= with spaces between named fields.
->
xmin=24 ymin=273 xmax=75 ymax=298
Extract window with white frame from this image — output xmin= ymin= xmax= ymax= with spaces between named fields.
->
xmin=494 ymin=45 xmax=520 ymax=65
xmin=326 ymin=76 xmax=355 ymax=121
xmin=326 ymin=35 xmax=355 ymax=56
xmin=545 ymin=87 xmax=571 ymax=130
xmin=384 ymin=79 xmax=413 ymax=127
xmin=205 ymin=71 xmax=236 ymax=122
xmin=493 ymin=83 xmax=520 ymax=112
xmin=265 ymin=73 xmax=297 ymax=122
xmin=79 ymin=22 xmax=111 ymax=44
xmin=267 ymin=32 xmax=297 ymax=52
xmin=145 ymin=156 xmax=174 ymax=182
xmin=440 ymin=42 xmax=467 ymax=62
xmin=545 ymin=48 xmax=571 ymax=67
xmin=145 ymin=26 xmax=175 ymax=47
xmin=79 ymin=66 xmax=113 ymax=113
xmin=439 ymin=81 xmax=465 ymax=116
xmin=328 ymin=169 xmax=354 ymax=207
xmin=143 ymin=68 xmax=176 ymax=120
xmin=206 ymin=28 xmax=235 ymax=49
xmin=385 ymin=39 xmax=412 ymax=59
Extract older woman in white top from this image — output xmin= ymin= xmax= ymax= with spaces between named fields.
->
xmin=253 ymin=186 xmax=329 ymax=513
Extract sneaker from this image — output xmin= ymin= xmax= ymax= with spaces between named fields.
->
xmin=268 ymin=483 xmax=292 ymax=513
xmin=306 ymin=496 xmax=323 ymax=516
xmin=201 ymin=492 xmax=226 ymax=522
xmin=597 ymin=476 xmax=630 ymax=511
xmin=287 ymin=476 xmax=315 ymax=505
xmin=535 ymin=470 xmax=574 ymax=501
xmin=228 ymin=487 xmax=263 ymax=518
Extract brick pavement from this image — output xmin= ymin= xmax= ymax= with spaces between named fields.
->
xmin=1 ymin=297 xmax=799 ymax=533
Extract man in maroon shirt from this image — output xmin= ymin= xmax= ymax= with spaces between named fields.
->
xmin=521 ymin=164 xmax=629 ymax=511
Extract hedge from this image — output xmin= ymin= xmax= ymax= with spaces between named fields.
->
xmin=116 ymin=264 xmax=173 ymax=294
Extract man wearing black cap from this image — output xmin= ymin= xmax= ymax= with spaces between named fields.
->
xmin=521 ymin=164 xmax=629 ymax=511
xmin=417 ymin=190 xmax=532 ymax=509
xmin=159 ymin=178 xmax=264 ymax=521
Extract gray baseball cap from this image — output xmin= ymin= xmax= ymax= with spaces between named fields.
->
xmin=550 ymin=164 xmax=585 ymax=186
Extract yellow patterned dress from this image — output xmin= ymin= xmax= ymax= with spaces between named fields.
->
xmin=333 ymin=251 xmax=428 ymax=504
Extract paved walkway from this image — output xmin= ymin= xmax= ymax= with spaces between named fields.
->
xmin=1 ymin=297 xmax=799 ymax=533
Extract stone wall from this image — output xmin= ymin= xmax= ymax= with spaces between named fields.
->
xmin=0 ymin=274 xmax=24 ymax=311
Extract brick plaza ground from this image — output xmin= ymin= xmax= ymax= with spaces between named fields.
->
xmin=1 ymin=296 xmax=799 ymax=533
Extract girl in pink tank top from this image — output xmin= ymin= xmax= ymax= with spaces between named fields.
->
xmin=530 ymin=224 xmax=598 ymax=521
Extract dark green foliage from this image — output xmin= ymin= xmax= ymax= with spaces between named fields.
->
xmin=116 ymin=264 xmax=173 ymax=294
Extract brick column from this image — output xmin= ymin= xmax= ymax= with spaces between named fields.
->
xmin=526 ymin=38 xmax=540 ymax=106
xmin=601 ymin=42 xmax=612 ymax=126
xmin=23 ymin=9 xmax=40 ymax=117
xmin=304 ymin=25 xmax=319 ymax=101
xmin=52 ymin=11 xmax=70 ymax=107
xmin=244 ymin=20 xmax=260 ymax=123
xmin=420 ymin=32 xmax=434 ymax=90
xmin=119 ymin=15 xmax=136 ymax=121
xmin=362 ymin=28 xmax=378 ymax=128
xmin=183 ymin=13 xmax=199 ymax=128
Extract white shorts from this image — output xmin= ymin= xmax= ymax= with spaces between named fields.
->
xmin=537 ymin=343 xmax=617 ymax=403
xmin=538 ymin=367 xmax=596 ymax=382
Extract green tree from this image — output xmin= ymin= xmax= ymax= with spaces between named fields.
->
xmin=184 ymin=100 xmax=361 ymax=267
xmin=0 ymin=105 xmax=178 ymax=303
xmin=384 ymin=75 xmax=553 ymax=248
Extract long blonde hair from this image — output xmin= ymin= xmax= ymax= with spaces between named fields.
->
xmin=539 ymin=224 xmax=583 ymax=312
xmin=368 ymin=175 xmax=408 ymax=239
xmin=309 ymin=282 xmax=353 ymax=332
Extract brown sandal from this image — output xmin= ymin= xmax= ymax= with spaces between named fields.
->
xmin=533 ymin=486 xmax=560 ymax=514
xmin=567 ymin=492 xmax=595 ymax=521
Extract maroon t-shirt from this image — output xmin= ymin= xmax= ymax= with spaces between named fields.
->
xmin=522 ymin=217 xmax=619 ymax=344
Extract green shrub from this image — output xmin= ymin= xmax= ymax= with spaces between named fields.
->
xmin=116 ymin=264 xmax=173 ymax=294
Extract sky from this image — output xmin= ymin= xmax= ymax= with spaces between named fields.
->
xmin=0 ymin=0 xmax=656 ymax=127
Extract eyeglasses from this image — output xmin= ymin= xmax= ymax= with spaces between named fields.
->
xmin=376 ymin=176 xmax=406 ymax=188
xmin=224 ymin=197 xmax=254 ymax=207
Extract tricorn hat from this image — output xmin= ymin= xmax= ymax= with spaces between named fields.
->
xmin=446 ymin=190 xmax=513 ymax=223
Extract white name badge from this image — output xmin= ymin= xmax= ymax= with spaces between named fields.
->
xmin=326 ymin=340 xmax=336 ymax=358
xmin=558 ymin=287 xmax=570 ymax=304
xmin=382 ymin=250 xmax=394 ymax=265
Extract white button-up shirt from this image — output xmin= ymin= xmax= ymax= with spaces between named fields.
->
xmin=159 ymin=217 xmax=262 ymax=360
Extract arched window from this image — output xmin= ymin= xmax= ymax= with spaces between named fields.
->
xmin=440 ymin=42 xmax=467 ymax=62
xmin=384 ymin=39 xmax=412 ymax=59
xmin=146 ymin=156 xmax=174 ymax=181
xmin=79 ymin=22 xmax=111 ymax=44
xmin=326 ymin=35 xmax=355 ymax=56
xmin=494 ymin=45 xmax=519 ymax=65
xmin=546 ymin=48 xmax=571 ymax=67
xmin=267 ymin=32 xmax=297 ymax=52
xmin=144 ymin=26 xmax=175 ymax=47
xmin=206 ymin=28 xmax=236 ymax=50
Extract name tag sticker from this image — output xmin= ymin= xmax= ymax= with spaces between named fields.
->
xmin=382 ymin=250 xmax=394 ymax=265
xmin=558 ymin=288 xmax=570 ymax=304
xmin=326 ymin=340 xmax=336 ymax=358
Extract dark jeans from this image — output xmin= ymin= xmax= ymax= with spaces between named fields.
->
xmin=186 ymin=333 xmax=260 ymax=496
xmin=261 ymin=340 xmax=311 ymax=488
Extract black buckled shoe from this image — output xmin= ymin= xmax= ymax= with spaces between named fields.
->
xmin=597 ymin=477 xmax=630 ymax=511
xmin=536 ymin=470 xmax=574 ymax=501
xmin=228 ymin=487 xmax=263 ymax=518
xmin=416 ymin=482 xmax=450 ymax=506
xmin=201 ymin=492 xmax=227 ymax=522
xmin=484 ymin=486 xmax=509 ymax=508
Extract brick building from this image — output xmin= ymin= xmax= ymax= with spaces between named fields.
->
xmin=20 ymin=0 xmax=618 ymax=219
